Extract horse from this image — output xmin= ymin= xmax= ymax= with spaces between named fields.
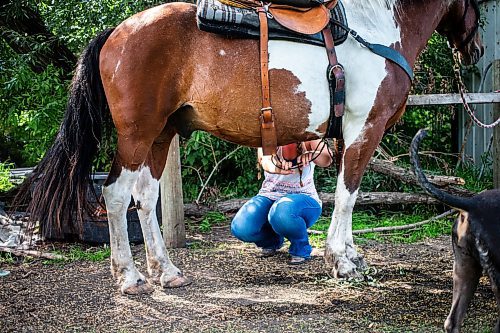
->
xmin=18 ymin=0 xmax=483 ymax=294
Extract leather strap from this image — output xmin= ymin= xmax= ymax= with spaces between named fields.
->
xmin=258 ymin=8 xmax=278 ymax=156
xmin=322 ymin=25 xmax=345 ymax=173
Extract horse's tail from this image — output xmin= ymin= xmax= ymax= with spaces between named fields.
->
xmin=410 ymin=129 xmax=472 ymax=211
xmin=15 ymin=28 xmax=116 ymax=239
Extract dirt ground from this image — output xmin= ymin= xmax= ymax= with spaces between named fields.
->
xmin=0 ymin=226 xmax=497 ymax=333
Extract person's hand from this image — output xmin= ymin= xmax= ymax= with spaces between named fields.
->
xmin=298 ymin=150 xmax=314 ymax=169
xmin=261 ymin=155 xmax=294 ymax=174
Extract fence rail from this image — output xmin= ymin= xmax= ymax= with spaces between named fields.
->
xmin=407 ymin=92 xmax=500 ymax=106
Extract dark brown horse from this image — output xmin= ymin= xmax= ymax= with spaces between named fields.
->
xmin=19 ymin=0 xmax=483 ymax=294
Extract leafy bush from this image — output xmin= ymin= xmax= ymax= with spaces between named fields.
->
xmin=0 ymin=52 xmax=67 ymax=165
xmin=0 ymin=162 xmax=14 ymax=192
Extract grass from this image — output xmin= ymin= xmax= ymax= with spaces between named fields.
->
xmin=0 ymin=252 xmax=15 ymax=264
xmin=197 ymin=211 xmax=227 ymax=233
xmin=43 ymin=244 xmax=111 ymax=265
xmin=309 ymin=208 xmax=455 ymax=247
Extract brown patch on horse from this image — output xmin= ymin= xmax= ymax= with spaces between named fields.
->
xmin=393 ymin=1 xmax=451 ymax=66
xmin=100 ymin=3 xmax=318 ymax=166
xmin=342 ymin=63 xmax=411 ymax=193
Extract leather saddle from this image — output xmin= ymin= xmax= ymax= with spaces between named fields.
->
xmin=220 ymin=0 xmax=331 ymax=34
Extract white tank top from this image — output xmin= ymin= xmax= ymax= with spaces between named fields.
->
xmin=258 ymin=162 xmax=321 ymax=205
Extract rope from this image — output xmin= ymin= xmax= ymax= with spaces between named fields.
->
xmin=453 ymin=50 xmax=500 ymax=128
xmin=270 ymin=139 xmax=334 ymax=170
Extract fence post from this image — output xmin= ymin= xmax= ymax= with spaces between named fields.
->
xmin=160 ymin=134 xmax=186 ymax=248
xmin=494 ymin=60 xmax=500 ymax=189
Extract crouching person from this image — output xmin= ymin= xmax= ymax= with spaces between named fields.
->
xmin=231 ymin=139 xmax=333 ymax=265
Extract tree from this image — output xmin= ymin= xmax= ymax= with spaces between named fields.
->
xmin=0 ymin=1 xmax=76 ymax=77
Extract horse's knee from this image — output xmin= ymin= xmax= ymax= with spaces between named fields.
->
xmin=131 ymin=167 xmax=160 ymax=213
xmin=103 ymin=186 xmax=130 ymax=214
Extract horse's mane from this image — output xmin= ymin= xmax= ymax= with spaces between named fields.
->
xmin=348 ymin=0 xmax=455 ymax=24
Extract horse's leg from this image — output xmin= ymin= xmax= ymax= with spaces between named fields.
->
xmin=324 ymin=170 xmax=361 ymax=278
xmin=131 ymin=129 xmax=190 ymax=288
xmin=102 ymin=155 xmax=153 ymax=294
xmin=324 ymin=90 xmax=408 ymax=277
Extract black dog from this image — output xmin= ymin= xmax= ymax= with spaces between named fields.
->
xmin=411 ymin=129 xmax=500 ymax=333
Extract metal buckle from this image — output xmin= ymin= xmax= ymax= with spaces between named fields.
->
xmin=260 ymin=2 xmax=273 ymax=18
xmin=328 ymin=64 xmax=344 ymax=80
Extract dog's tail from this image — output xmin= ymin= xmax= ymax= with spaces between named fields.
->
xmin=410 ymin=129 xmax=472 ymax=211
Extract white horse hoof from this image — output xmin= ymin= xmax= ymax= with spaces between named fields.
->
xmin=121 ymin=279 xmax=154 ymax=295
xmin=324 ymin=247 xmax=361 ymax=279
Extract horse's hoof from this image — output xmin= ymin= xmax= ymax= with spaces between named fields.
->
xmin=324 ymin=247 xmax=361 ymax=279
xmin=351 ymin=255 xmax=368 ymax=271
xmin=163 ymin=275 xmax=192 ymax=288
xmin=333 ymin=263 xmax=362 ymax=280
xmin=121 ymin=279 xmax=154 ymax=295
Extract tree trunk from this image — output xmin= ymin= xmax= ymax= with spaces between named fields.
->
xmin=367 ymin=158 xmax=473 ymax=196
xmin=183 ymin=191 xmax=439 ymax=217
xmin=0 ymin=2 xmax=76 ymax=76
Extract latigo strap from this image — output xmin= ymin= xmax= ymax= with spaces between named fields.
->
xmin=258 ymin=8 xmax=278 ymax=156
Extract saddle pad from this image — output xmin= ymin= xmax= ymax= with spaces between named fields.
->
xmin=196 ymin=0 xmax=348 ymax=47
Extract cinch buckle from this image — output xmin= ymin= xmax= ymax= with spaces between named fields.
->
xmin=260 ymin=2 xmax=273 ymax=18
xmin=260 ymin=107 xmax=273 ymax=123
xmin=328 ymin=64 xmax=344 ymax=81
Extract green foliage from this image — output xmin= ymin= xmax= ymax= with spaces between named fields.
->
xmin=197 ymin=211 xmax=227 ymax=233
xmin=0 ymin=252 xmax=15 ymax=265
xmin=0 ymin=47 xmax=67 ymax=165
xmin=44 ymin=245 xmax=111 ymax=264
xmin=0 ymin=162 xmax=14 ymax=192
xmin=180 ymin=132 xmax=260 ymax=201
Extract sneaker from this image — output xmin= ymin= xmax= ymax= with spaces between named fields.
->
xmin=260 ymin=248 xmax=277 ymax=258
xmin=288 ymin=255 xmax=310 ymax=265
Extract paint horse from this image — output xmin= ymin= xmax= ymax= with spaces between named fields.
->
xmin=19 ymin=0 xmax=483 ymax=294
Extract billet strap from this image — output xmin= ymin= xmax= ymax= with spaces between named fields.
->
xmin=322 ymin=25 xmax=345 ymax=172
xmin=258 ymin=8 xmax=278 ymax=156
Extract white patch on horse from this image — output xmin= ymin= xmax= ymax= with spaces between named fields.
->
xmin=268 ymin=1 xmax=401 ymax=146
xmin=325 ymin=173 xmax=359 ymax=275
xmin=131 ymin=166 xmax=181 ymax=285
xmin=268 ymin=42 xmax=330 ymax=136
xmin=112 ymin=60 xmax=121 ymax=82
xmin=102 ymin=167 xmax=147 ymax=293
xmin=219 ymin=49 xmax=226 ymax=56
xmin=336 ymin=0 xmax=401 ymax=149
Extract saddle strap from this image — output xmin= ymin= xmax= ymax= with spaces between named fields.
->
xmin=322 ymin=25 xmax=345 ymax=173
xmin=258 ymin=8 xmax=278 ymax=156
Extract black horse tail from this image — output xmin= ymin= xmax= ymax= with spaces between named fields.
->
xmin=410 ymin=129 xmax=472 ymax=211
xmin=15 ymin=28 xmax=116 ymax=239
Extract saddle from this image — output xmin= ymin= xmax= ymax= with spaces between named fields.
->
xmin=197 ymin=0 xmax=347 ymax=161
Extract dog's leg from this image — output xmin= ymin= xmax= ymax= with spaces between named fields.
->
xmin=444 ymin=246 xmax=482 ymax=333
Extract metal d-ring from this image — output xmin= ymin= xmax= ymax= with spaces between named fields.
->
xmin=328 ymin=64 xmax=344 ymax=81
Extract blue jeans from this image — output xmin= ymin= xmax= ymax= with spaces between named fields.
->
xmin=231 ymin=194 xmax=322 ymax=258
